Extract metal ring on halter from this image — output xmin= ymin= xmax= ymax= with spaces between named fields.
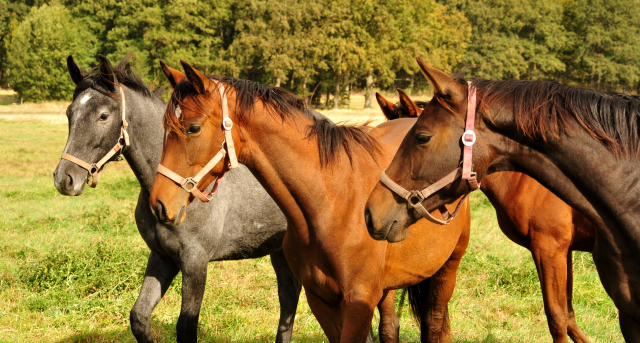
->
xmin=461 ymin=130 xmax=476 ymax=146
xmin=408 ymin=190 xmax=425 ymax=206
xmin=181 ymin=177 xmax=198 ymax=192
xmin=222 ymin=118 xmax=233 ymax=130
xmin=89 ymin=164 xmax=99 ymax=175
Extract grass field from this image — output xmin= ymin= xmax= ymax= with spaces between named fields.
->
xmin=0 ymin=108 xmax=622 ymax=342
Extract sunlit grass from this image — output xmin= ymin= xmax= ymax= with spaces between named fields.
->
xmin=0 ymin=118 xmax=622 ymax=342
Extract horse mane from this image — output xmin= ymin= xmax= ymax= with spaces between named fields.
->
xmin=72 ymin=52 xmax=163 ymax=102
xmin=474 ymin=79 xmax=640 ymax=156
xmin=165 ymin=76 xmax=380 ymax=167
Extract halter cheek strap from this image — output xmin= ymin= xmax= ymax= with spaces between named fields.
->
xmin=60 ymin=85 xmax=130 ymax=188
xmin=155 ymin=82 xmax=238 ymax=203
xmin=379 ymin=83 xmax=480 ymax=225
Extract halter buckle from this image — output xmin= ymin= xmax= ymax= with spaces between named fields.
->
xmin=461 ymin=130 xmax=476 ymax=146
xmin=222 ymin=118 xmax=233 ymax=130
xmin=407 ymin=190 xmax=425 ymax=206
xmin=181 ymin=177 xmax=198 ymax=192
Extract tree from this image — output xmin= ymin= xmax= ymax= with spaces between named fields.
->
xmin=361 ymin=0 xmax=470 ymax=107
xmin=441 ymin=0 xmax=568 ymax=81
xmin=562 ymin=0 xmax=640 ymax=90
xmin=0 ymin=0 xmax=9 ymax=87
xmin=5 ymin=3 xmax=96 ymax=100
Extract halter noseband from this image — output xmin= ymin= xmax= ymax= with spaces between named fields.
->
xmin=60 ymin=85 xmax=130 ymax=188
xmin=380 ymin=83 xmax=480 ymax=225
xmin=155 ymin=82 xmax=239 ymax=203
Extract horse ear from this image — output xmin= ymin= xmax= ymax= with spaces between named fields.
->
xmin=67 ymin=55 xmax=86 ymax=85
xmin=376 ymin=92 xmax=397 ymax=120
xmin=97 ymin=54 xmax=117 ymax=92
xmin=397 ymin=88 xmax=421 ymax=117
xmin=159 ymin=60 xmax=186 ymax=88
xmin=416 ymin=56 xmax=466 ymax=103
xmin=180 ymin=60 xmax=211 ymax=95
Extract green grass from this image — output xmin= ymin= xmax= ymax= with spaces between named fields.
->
xmin=0 ymin=118 xmax=622 ymax=342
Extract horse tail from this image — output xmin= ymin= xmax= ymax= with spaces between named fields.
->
xmin=406 ymin=278 xmax=431 ymax=329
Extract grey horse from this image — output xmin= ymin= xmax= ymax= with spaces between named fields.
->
xmin=52 ymin=54 xmax=301 ymax=343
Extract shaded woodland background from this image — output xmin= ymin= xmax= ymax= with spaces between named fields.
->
xmin=1 ymin=0 xmax=639 ymax=106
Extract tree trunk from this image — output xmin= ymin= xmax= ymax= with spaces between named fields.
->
xmin=325 ymin=88 xmax=331 ymax=107
xmin=333 ymin=52 xmax=343 ymax=110
xmin=333 ymin=76 xmax=340 ymax=109
xmin=302 ymin=76 xmax=308 ymax=106
xmin=364 ymin=71 xmax=374 ymax=109
xmin=275 ymin=76 xmax=281 ymax=88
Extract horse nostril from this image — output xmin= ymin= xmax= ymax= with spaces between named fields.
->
xmin=156 ymin=200 xmax=169 ymax=222
xmin=365 ymin=209 xmax=374 ymax=233
xmin=65 ymin=174 xmax=74 ymax=190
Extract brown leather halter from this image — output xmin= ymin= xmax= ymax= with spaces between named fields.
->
xmin=156 ymin=82 xmax=239 ymax=203
xmin=380 ymin=83 xmax=480 ymax=225
xmin=60 ymin=85 xmax=130 ymax=188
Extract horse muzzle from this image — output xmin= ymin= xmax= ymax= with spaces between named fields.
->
xmin=53 ymin=160 xmax=88 ymax=196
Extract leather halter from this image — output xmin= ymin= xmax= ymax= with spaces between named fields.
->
xmin=156 ymin=82 xmax=239 ymax=203
xmin=380 ymin=83 xmax=480 ymax=225
xmin=60 ymin=85 xmax=130 ymax=188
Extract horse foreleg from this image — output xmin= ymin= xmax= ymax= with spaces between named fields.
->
xmin=565 ymin=252 xmax=591 ymax=343
xmin=591 ymin=236 xmax=640 ymax=342
xmin=419 ymin=222 xmax=468 ymax=343
xmin=270 ymin=250 xmax=303 ymax=343
xmin=305 ymin=291 xmax=343 ymax=343
xmin=130 ymin=252 xmax=180 ymax=343
xmin=377 ymin=290 xmax=399 ymax=343
xmin=339 ymin=291 xmax=379 ymax=343
xmin=176 ymin=250 xmax=209 ymax=343
xmin=531 ymin=241 xmax=572 ymax=343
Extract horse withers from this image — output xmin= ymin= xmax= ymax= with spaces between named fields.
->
xmin=365 ymin=57 xmax=640 ymax=341
xmin=53 ymin=54 xmax=301 ymax=343
xmin=376 ymin=90 xmax=595 ymax=343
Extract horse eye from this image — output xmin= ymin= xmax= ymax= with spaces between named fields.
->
xmin=187 ymin=125 xmax=201 ymax=135
xmin=415 ymin=133 xmax=432 ymax=145
xmin=99 ymin=113 xmax=109 ymax=121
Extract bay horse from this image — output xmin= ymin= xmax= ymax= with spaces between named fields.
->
xmin=376 ymin=90 xmax=595 ymax=343
xmin=148 ymin=60 xmax=471 ymax=343
xmin=53 ymin=54 xmax=302 ymax=343
xmin=365 ymin=57 xmax=640 ymax=341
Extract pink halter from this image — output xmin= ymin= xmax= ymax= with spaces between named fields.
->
xmin=379 ymin=83 xmax=480 ymax=225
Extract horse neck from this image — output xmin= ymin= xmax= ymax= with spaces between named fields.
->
xmin=482 ymin=95 xmax=640 ymax=234
xmin=121 ymin=89 xmax=166 ymax=192
xmin=237 ymin=108 xmax=378 ymax=242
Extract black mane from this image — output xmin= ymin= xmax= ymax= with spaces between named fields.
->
xmin=73 ymin=53 xmax=162 ymax=102
xmin=166 ymin=76 xmax=380 ymax=167
xmin=474 ymin=79 xmax=640 ymax=156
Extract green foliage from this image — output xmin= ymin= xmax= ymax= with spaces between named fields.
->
xmin=3 ymin=0 xmax=640 ymax=99
xmin=442 ymin=0 xmax=569 ymax=80
xmin=562 ymin=0 xmax=640 ymax=90
xmin=5 ymin=3 xmax=96 ymax=100
xmin=25 ymin=243 xmax=146 ymax=296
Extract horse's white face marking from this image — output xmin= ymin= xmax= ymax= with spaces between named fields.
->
xmin=80 ymin=94 xmax=91 ymax=104
xmin=175 ymin=106 xmax=182 ymax=119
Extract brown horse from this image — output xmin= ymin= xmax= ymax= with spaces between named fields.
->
xmin=148 ymin=60 xmax=471 ymax=343
xmin=365 ymin=57 xmax=640 ymax=341
xmin=377 ymin=90 xmax=595 ymax=343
